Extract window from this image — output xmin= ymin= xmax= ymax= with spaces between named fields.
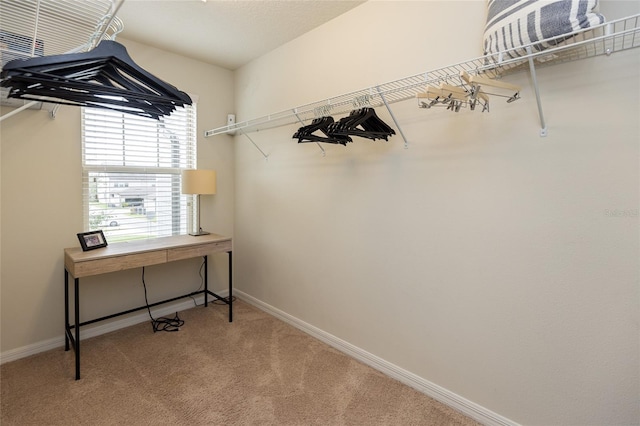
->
xmin=82 ymin=104 xmax=197 ymax=242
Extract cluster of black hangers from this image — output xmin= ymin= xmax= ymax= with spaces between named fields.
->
xmin=0 ymin=40 xmax=192 ymax=120
xmin=293 ymin=107 xmax=395 ymax=146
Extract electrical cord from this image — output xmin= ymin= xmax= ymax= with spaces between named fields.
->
xmin=212 ymin=295 xmax=237 ymax=305
xmin=189 ymin=259 xmax=237 ymax=306
xmin=188 ymin=260 xmax=206 ymax=307
xmin=141 ymin=260 xmax=235 ymax=332
xmin=142 ymin=267 xmax=184 ymax=332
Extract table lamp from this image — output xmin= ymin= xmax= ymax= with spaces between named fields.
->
xmin=181 ymin=169 xmax=216 ymax=236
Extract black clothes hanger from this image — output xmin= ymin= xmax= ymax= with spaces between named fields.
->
xmin=293 ymin=116 xmax=352 ymax=146
xmin=0 ymin=40 xmax=192 ymax=119
xmin=326 ymin=107 xmax=395 ymax=141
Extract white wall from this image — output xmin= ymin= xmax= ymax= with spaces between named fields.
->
xmin=233 ymin=1 xmax=639 ymax=425
xmin=0 ymin=39 xmax=235 ymax=353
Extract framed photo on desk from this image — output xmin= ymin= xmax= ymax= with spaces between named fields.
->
xmin=77 ymin=230 xmax=108 ymax=251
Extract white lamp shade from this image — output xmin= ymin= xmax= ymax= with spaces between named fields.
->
xmin=181 ymin=169 xmax=216 ymax=195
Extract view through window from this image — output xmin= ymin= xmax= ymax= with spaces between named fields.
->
xmin=81 ymin=104 xmax=197 ymax=242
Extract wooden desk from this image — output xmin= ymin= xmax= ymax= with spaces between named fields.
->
xmin=64 ymin=233 xmax=232 ymax=380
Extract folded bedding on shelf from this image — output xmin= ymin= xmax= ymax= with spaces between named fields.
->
xmin=483 ymin=0 xmax=605 ymax=59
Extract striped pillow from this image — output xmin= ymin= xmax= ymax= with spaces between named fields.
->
xmin=483 ymin=0 xmax=605 ymax=59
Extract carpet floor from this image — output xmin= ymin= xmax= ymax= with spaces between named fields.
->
xmin=1 ymin=299 xmax=481 ymax=425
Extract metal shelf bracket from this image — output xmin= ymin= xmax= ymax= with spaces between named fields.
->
xmin=241 ymin=131 xmax=269 ymax=161
xmin=525 ymin=46 xmax=548 ymax=137
xmin=376 ymin=86 xmax=409 ymax=149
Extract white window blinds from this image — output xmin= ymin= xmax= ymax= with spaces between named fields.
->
xmin=81 ymin=104 xmax=197 ymax=242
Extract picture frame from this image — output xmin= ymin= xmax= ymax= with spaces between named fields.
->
xmin=77 ymin=230 xmax=108 ymax=251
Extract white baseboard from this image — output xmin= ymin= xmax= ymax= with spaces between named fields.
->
xmin=0 ymin=291 xmax=228 ymax=365
xmin=235 ymin=290 xmax=519 ymax=426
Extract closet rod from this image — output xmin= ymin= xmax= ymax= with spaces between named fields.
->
xmin=205 ymin=13 xmax=640 ymax=138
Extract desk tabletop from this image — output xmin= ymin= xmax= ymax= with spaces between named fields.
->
xmin=65 ymin=233 xmax=231 ymax=264
xmin=64 ymin=234 xmax=231 ymax=277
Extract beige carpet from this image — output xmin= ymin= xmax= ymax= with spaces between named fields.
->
xmin=1 ymin=300 xmax=480 ymax=425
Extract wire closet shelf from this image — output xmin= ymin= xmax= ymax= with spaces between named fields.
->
xmin=0 ymin=0 xmax=123 ymax=117
xmin=205 ymin=13 xmax=640 ymax=138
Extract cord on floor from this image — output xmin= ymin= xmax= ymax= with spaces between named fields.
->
xmin=211 ymin=296 xmax=237 ymax=305
xmin=141 ymin=266 xmax=185 ymax=332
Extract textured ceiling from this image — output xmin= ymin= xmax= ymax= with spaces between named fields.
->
xmin=116 ymin=0 xmax=365 ymax=70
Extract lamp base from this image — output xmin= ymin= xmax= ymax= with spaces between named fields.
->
xmin=189 ymin=230 xmax=210 ymax=236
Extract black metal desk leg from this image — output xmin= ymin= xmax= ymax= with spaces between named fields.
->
xmin=204 ymin=255 xmax=208 ymax=307
xmin=74 ymin=277 xmax=80 ymax=380
xmin=228 ymin=251 xmax=233 ymax=322
xmin=64 ymin=269 xmax=69 ymax=351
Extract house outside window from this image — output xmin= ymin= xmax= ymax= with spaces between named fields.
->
xmin=82 ymin=104 xmax=197 ymax=242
